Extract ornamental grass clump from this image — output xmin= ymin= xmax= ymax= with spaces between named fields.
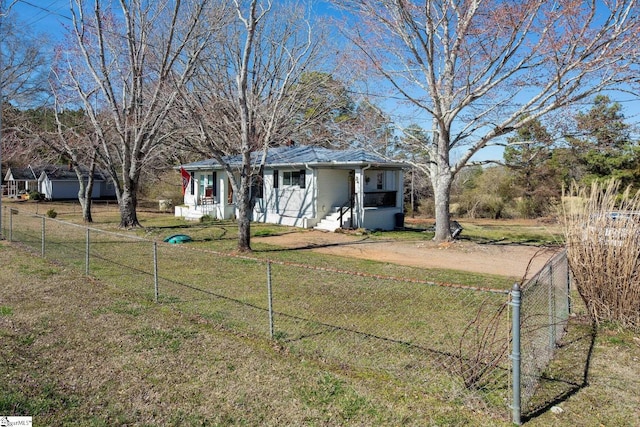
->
xmin=562 ymin=180 xmax=640 ymax=330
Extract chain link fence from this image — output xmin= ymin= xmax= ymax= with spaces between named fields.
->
xmin=3 ymin=207 xmax=572 ymax=423
xmin=513 ymin=249 xmax=571 ymax=422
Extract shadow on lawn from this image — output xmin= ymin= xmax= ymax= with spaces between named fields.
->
xmin=522 ymin=318 xmax=597 ymax=422
xmin=254 ymin=236 xmax=379 ymax=253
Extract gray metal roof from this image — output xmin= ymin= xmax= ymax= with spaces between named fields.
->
xmin=5 ymin=165 xmax=107 ymax=182
xmin=40 ymin=165 xmax=107 ymax=181
xmin=181 ymin=145 xmax=405 ymax=170
xmin=4 ymin=166 xmax=40 ymax=181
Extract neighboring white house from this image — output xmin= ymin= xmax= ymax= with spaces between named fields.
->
xmin=175 ymin=145 xmax=407 ymax=231
xmin=4 ymin=165 xmax=116 ymax=200
xmin=38 ymin=165 xmax=117 ymax=200
xmin=3 ymin=166 xmax=40 ymax=197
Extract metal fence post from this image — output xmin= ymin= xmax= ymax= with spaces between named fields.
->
xmin=267 ymin=260 xmax=274 ymax=339
xmin=41 ymin=216 xmax=45 ymax=258
xmin=153 ymin=241 xmax=159 ymax=303
xmin=85 ymin=228 xmax=90 ymax=275
xmin=510 ymin=283 xmax=522 ymax=426
xmin=8 ymin=208 xmax=13 ymax=242
xmin=548 ymin=262 xmax=556 ymax=351
xmin=566 ymin=252 xmax=572 ymax=315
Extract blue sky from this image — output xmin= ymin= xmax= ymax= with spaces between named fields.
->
xmin=11 ymin=0 xmax=71 ymax=38
xmin=11 ymin=0 xmax=340 ymax=37
xmin=9 ymin=0 xmax=640 ymax=163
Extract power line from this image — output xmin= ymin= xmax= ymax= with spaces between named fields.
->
xmin=16 ymin=0 xmax=71 ymax=22
xmin=12 ymin=0 xmax=169 ymax=55
xmin=10 ymin=0 xmax=640 ymax=124
xmin=22 ymin=2 xmax=69 ymax=27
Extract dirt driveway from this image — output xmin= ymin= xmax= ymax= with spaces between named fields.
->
xmin=255 ymin=230 xmax=560 ymax=280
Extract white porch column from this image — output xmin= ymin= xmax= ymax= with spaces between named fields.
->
xmin=217 ymin=173 xmax=227 ymax=219
xmin=396 ymin=169 xmax=404 ymax=208
xmin=354 ymin=167 xmax=366 ymax=228
xmin=192 ymin=174 xmax=200 ymax=208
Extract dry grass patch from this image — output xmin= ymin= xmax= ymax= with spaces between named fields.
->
xmin=3 ymin=201 xmax=639 ymax=425
xmin=0 ymin=242 xmax=505 ymax=425
xmin=562 ymin=180 xmax=640 ymax=329
xmin=526 ymin=320 xmax=640 ymax=427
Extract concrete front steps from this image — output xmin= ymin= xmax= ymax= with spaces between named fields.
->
xmin=184 ymin=210 xmax=205 ymax=221
xmin=314 ymin=208 xmax=352 ymax=232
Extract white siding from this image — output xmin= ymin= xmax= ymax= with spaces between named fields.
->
xmin=316 ymin=169 xmax=351 ymax=215
xmin=259 ymin=168 xmax=316 ymax=224
xmin=362 ymin=207 xmax=403 ymax=230
xmin=178 ymin=165 xmax=405 ymax=230
xmin=39 ymin=172 xmax=116 ymax=200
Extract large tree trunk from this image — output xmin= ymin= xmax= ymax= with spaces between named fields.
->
xmin=73 ymin=159 xmax=96 ymax=223
xmin=430 ymin=130 xmax=454 ymax=242
xmin=78 ymin=178 xmax=94 ymax=223
xmin=236 ymin=153 xmax=253 ymax=252
xmin=431 ymin=131 xmax=453 ymax=241
xmin=237 ymin=199 xmax=252 ymax=252
xmin=82 ymin=199 xmax=93 ymax=223
xmin=432 ymin=170 xmax=453 ymax=241
xmin=119 ymin=184 xmax=141 ymax=228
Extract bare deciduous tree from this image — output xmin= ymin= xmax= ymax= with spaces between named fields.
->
xmin=46 ymin=104 xmax=100 ymax=223
xmin=1 ymin=2 xmax=50 ymax=226
xmin=340 ymin=0 xmax=640 ymax=240
xmin=177 ymin=0 xmax=330 ymax=251
xmin=2 ymin=102 xmax=101 ymax=222
xmin=0 ymin=105 xmax=42 ymax=165
xmin=53 ymin=0 xmax=216 ymax=228
xmin=0 ymin=3 xmax=50 ymax=106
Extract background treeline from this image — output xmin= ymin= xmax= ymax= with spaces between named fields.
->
xmin=406 ymin=95 xmax=640 ymax=219
xmin=6 ymin=93 xmax=639 ymax=221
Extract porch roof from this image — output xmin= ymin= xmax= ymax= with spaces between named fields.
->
xmin=5 ymin=165 xmax=108 ymax=182
xmin=180 ymin=145 xmax=406 ymax=171
xmin=4 ymin=166 xmax=42 ymax=181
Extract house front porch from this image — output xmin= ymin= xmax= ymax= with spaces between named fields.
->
xmin=175 ymin=197 xmax=233 ymax=221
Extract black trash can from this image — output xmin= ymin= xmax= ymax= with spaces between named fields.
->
xmin=394 ymin=212 xmax=405 ymax=229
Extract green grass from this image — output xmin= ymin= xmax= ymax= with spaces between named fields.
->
xmin=461 ymin=229 xmax=561 ymax=245
xmin=0 ymin=244 xmax=511 ymax=425
xmin=3 ymin=266 xmax=636 ymax=427
xmin=4 ymin=205 xmax=517 ymax=417
xmin=389 ymin=216 xmax=564 ymax=245
xmin=0 ymin=382 xmax=79 ymax=416
xmin=130 ymin=325 xmax=199 ymax=352
xmin=4 ymin=202 xmax=636 ymax=425
xmin=298 ymin=373 xmax=378 ymax=422
xmin=456 ymin=221 xmax=563 ymax=245
xmin=93 ymin=300 xmax=148 ymax=317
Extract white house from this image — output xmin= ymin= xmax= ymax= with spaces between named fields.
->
xmin=3 ymin=166 xmax=40 ymax=197
xmin=4 ymin=165 xmax=116 ymax=200
xmin=175 ymin=145 xmax=407 ymax=231
xmin=37 ymin=165 xmax=116 ymax=200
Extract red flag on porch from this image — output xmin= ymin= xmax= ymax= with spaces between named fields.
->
xmin=180 ymin=167 xmax=190 ymax=195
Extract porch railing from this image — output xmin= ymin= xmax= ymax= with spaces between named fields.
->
xmin=338 ymin=198 xmax=354 ymax=229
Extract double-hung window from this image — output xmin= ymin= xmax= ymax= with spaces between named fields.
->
xmin=280 ymin=170 xmax=305 ymax=188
